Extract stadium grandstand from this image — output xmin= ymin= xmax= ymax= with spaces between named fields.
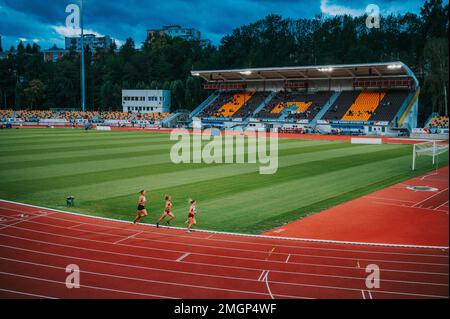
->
xmin=190 ymin=62 xmax=420 ymax=136
xmin=0 ymin=110 xmax=172 ymax=128
xmin=427 ymin=114 xmax=449 ymax=129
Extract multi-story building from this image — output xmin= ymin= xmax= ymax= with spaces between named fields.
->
xmin=122 ymin=90 xmax=171 ymax=114
xmin=65 ymin=34 xmax=114 ymax=52
xmin=43 ymin=45 xmax=70 ymax=62
xmin=147 ymin=25 xmax=201 ymax=42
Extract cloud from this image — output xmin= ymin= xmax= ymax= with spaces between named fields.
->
xmin=52 ymin=25 xmax=103 ymax=38
xmin=320 ymin=0 xmax=365 ymax=17
xmin=0 ymin=0 xmax=434 ymax=50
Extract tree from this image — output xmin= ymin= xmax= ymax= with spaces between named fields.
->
xmin=423 ymin=37 xmax=449 ymax=115
xmin=185 ymin=76 xmax=201 ymax=110
xmin=24 ymin=79 xmax=45 ymax=110
xmin=150 ymin=80 xmax=160 ymax=90
xmin=170 ymin=80 xmax=185 ymax=110
xmin=1 ymin=5 xmax=448 ymax=122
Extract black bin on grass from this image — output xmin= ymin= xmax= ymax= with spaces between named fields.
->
xmin=66 ymin=196 xmax=75 ymax=207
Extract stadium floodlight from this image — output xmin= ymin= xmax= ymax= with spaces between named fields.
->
xmin=239 ymin=71 xmax=252 ymax=76
xmin=80 ymin=0 xmax=86 ymax=112
xmin=317 ymin=67 xmax=334 ymax=72
xmin=192 ymin=72 xmax=201 ymax=76
xmin=387 ymin=64 xmax=402 ymax=70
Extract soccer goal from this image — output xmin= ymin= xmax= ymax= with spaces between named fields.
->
xmin=412 ymin=141 xmax=449 ymax=171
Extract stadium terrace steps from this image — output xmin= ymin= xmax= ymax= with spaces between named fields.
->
xmin=322 ymin=91 xmax=360 ymax=121
xmin=424 ymin=112 xmax=441 ymax=128
xmin=161 ymin=112 xmax=183 ymax=126
xmin=369 ymin=90 xmax=411 ymax=123
xmin=395 ymin=89 xmax=420 ymax=129
xmin=428 ymin=115 xmax=449 ymax=129
xmin=256 ymin=91 xmax=332 ymax=120
xmin=197 ymin=92 xmax=236 ymax=118
xmin=286 ymin=91 xmax=333 ymax=121
xmin=312 ymin=91 xmax=340 ymax=125
xmin=190 ymin=91 xmax=220 ymax=118
xmin=216 ymin=92 xmax=255 ymax=117
xmin=233 ymin=91 xmax=271 ymax=118
xmin=193 ymin=89 xmax=412 ymax=124
xmin=342 ymin=92 xmax=386 ymax=121
xmin=255 ymin=92 xmax=286 ymax=119
xmin=251 ymin=91 xmax=277 ymax=117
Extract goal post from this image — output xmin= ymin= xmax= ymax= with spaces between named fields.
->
xmin=412 ymin=141 xmax=449 ymax=171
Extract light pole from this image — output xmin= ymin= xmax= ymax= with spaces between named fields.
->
xmin=80 ymin=0 xmax=86 ymax=112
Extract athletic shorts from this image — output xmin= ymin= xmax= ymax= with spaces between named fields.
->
xmin=137 ymin=205 xmax=145 ymax=211
xmin=188 ymin=213 xmax=195 ymax=219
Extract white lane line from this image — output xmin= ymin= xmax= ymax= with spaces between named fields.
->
xmin=263 ymin=271 xmax=274 ymax=300
xmin=2 ymin=199 xmax=448 ymax=250
xmin=421 ymin=173 xmax=438 ymax=181
xmin=0 ymin=258 xmax=307 ymax=299
xmin=258 ymin=270 xmax=267 ymax=281
xmin=4 ymin=224 xmax=448 ymax=275
xmin=2 ymin=239 xmax=445 ymax=289
xmin=371 ymin=201 xmax=448 ymax=213
xmin=176 ymin=253 xmax=191 ymax=262
xmin=1 ymin=203 xmax=448 ymax=256
xmin=0 ymin=271 xmax=176 ymax=299
xmin=0 ymin=288 xmax=57 ymax=299
xmin=413 ymin=188 xmax=449 ymax=208
xmin=2 ymin=214 xmax=447 ymax=267
xmin=368 ymin=290 xmax=373 ymax=299
xmin=434 ymin=201 xmax=449 ymax=211
xmin=0 ymin=213 xmax=53 ymax=231
xmin=366 ymin=197 xmax=416 ymax=203
xmin=361 ymin=290 xmax=366 ymax=299
xmin=68 ymin=223 xmax=85 ymax=229
xmin=114 ymin=232 xmax=142 ymax=245
xmin=286 ymin=254 xmax=291 ymax=263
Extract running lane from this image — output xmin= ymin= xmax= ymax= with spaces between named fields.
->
xmin=0 ymin=200 xmax=448 ymax=299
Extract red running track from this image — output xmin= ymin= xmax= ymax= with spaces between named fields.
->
xmin=265 ymin=167 xmax=449 ymax=247
xmin=0 ymin=200 xmax=448 ymax=300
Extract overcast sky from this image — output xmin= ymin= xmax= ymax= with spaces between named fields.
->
xmin=0 ymin=0 xmax=441 ymax=50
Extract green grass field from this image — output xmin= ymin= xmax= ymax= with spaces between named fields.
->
xmin=0 ymin=128 xmax=447 ymax=234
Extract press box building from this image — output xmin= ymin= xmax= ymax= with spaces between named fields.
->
xmin=122 ymin=90 xmax=171 ymax=113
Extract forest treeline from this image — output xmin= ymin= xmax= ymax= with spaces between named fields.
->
xmin=0 ymin=0 xmax=447 ymax=123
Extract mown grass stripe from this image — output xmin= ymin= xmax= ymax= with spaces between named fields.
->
xmin=1 ymin=129 xmax=446 ymax=234
xmin=0 ymin=140 xmax=351 ymax=179
xmin=11 ymin=144 xmax=406 ymax=203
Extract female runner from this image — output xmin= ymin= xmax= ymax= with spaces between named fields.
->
xmin=156 ymin=195 xmax=175 ymax=228
xmin=133 ymin=190 xmax=148 ymax=224
xmin=186 ymin=199 xmax=197 ymax=233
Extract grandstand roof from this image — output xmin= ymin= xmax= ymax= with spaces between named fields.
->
xmin=192 ymin=62 xmax=419 ymax=86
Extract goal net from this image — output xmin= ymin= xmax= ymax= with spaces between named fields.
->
xmin=412 ymin=141 xmax=449 ymax=171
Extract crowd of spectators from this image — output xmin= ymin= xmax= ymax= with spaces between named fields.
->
xmin=345 ymin=109 xmax=376 ymax=118
xmin=428 ymin=116 xmax=449 ymax=129
xmin=0 ymin=110 xmax=171 ymax=124
xmin=198 ymin=92 xmax=236 ymax=117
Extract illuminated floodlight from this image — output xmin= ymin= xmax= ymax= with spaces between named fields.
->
xmin=317 ymin=67 xmax=334 ymax=72
xmin=387 ymin=64 xmax=402 ymax=70
xmin=239 ymin=71 xmax=252 ymax=75
xmin=192 ymin=72 xmax=201 ymax=76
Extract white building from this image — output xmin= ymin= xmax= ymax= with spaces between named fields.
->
xmin=122 ymin=90 xmax=171 ymax=113
xmin=65 ymin=34 xmax=114 ymax=52
xmin=147 ymin=25 xmax=201 ymax=42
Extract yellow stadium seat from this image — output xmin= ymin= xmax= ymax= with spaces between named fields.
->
xmin=216 ymin=92 xmax=255 ymax=117
xmin=342 ymin=92 xmax=386 ymax=121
